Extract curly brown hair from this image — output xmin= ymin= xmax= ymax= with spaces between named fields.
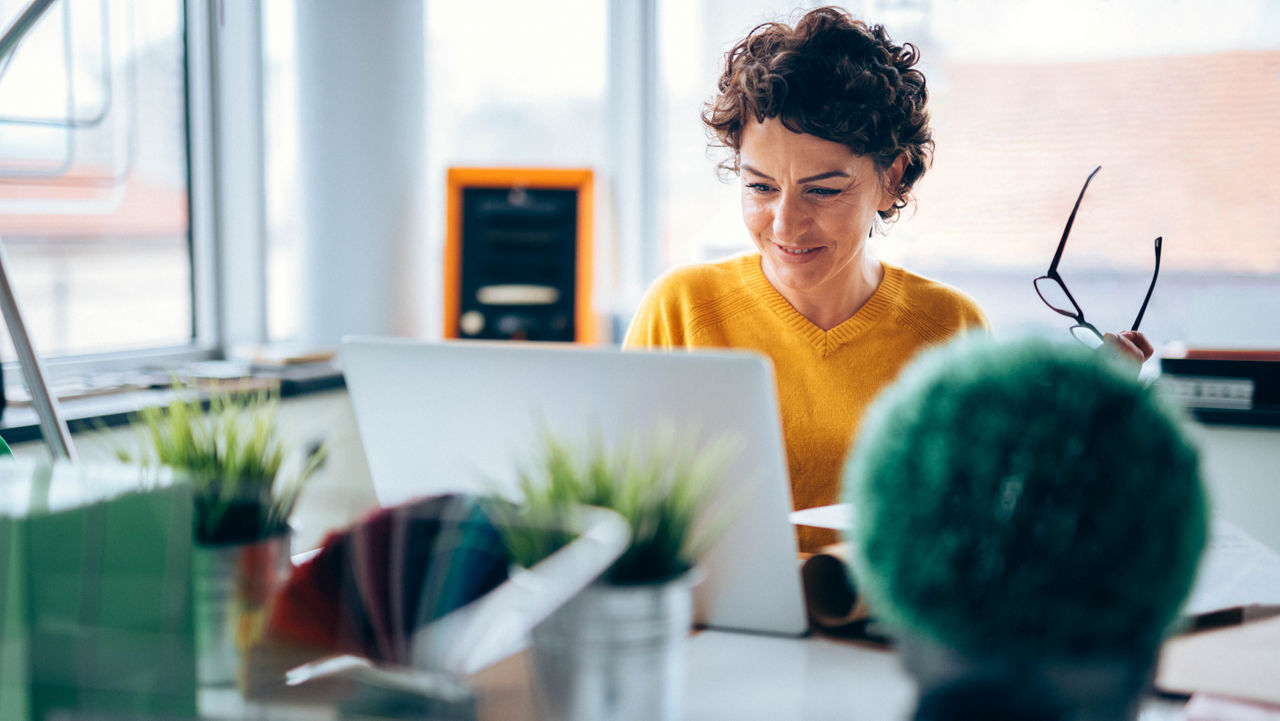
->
xmin=703 ymin=6 xmax=933 ymax=222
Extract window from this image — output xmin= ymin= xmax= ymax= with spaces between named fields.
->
xmin=259 ymin=1 xmax=1277 ymax=351
xmin=655 ymin=1 xmax=804 ymax=271
xmin=425 ymin=1 xmax=607 ymax=171
xmin=653 ymin=0 xmax=1280 ymax=349
xmin=261 ymin=0 xmax=607 ymax=343
xmin=423 ymin=0 xmax=608 ymax=338
xmin=0 ymin=0 xmax=197 ymax=361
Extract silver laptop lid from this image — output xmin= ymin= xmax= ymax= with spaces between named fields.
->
xmin=339 ymin=337 xmax=807 ymax=637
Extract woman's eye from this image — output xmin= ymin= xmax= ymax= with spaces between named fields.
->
xmin=746 ymin=183 xmax=774 ymax=193
xmin=809 ymin=187 xmax=841 ymax=196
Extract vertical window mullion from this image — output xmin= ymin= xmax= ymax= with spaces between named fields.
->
xmin=607 ymin=0 xmax=661 ymax=320
xmin=185 ymin=0 xmax=220 ymax=352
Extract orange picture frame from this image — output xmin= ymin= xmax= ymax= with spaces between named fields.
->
xmin=444 ymin=167 xmax=596 ymax=343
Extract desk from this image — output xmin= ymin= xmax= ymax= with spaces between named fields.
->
xmin=466 ymin=631 xmax=914 ymax=720
xmin=686 ymin=632 xmax=913 ymax=720
xmin=196 ymin=631 xmax=1191 ymax=720
xmin=467 ymin=630 xmax=1190 ymax=721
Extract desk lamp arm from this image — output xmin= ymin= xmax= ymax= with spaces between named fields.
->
xmin=0 ymin=240 xmax=75 ymax=460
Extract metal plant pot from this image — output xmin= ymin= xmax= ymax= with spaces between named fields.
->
xmin=530 ymin=570 xmax=700 ymax=721
xmin=192 ymin=532 xmax=292 ymax=687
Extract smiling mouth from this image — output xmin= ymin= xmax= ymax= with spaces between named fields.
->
xmin=777 ymin=245 xmax=820 ymax=255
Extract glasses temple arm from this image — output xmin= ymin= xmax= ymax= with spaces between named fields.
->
xmin=1048 ymin=166 xmax=1102 ymax=273
xmin=1130 ymin=236 xmax=1162 ymax=332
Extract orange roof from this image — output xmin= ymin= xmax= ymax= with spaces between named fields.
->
xmin=0 ymin=169 xmax=188 ymax=238
xmin=896 ymin=51 xmax=1280 ymax=274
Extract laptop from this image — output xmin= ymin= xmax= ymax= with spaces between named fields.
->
xmin=339 ymin=337 xmax=808 ymax=637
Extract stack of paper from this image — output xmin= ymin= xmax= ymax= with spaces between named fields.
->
xmin=1159 ymin=615 xmax=1280 ymax=707
xmin=1183 ymin=518 xmax=1280 ymax=620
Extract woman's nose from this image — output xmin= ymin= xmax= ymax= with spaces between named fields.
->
xmin=772 ymin=193 xmax=808 ymax=242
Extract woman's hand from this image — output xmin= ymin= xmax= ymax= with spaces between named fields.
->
xmin=1104 ymin=330 xmax=1154 ymax=364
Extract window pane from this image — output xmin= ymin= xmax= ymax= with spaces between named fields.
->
xmin=891 ymin=0 xmax=1280 ymax=348
xmin=423 ymin=0 xmax=607 ymax=339
xmin=657 ymin=1 xmax=801 ymax=269
xmin=0 ymin=0 xmax=192 ymax=359
xmin=426 ymin=0 xmax=607 ymax=170
xmin=655 ymin=0 xmax=1280 ymax=349
xmin=262 ymin=0 xmax=607 ymax=342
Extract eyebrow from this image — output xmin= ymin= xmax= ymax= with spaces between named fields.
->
xmin=741 ymin=165 xmax=851 ymax=184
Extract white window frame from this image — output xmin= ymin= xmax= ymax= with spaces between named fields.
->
xmin=606 ymin=0 xmax=660 ymax=312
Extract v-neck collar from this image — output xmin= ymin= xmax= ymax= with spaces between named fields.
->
xmin=739 ymin=254 xmax=904 ymax=354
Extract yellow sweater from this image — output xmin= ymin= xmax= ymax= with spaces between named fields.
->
xmin=624 ymin=253 xmax=988 ymax=550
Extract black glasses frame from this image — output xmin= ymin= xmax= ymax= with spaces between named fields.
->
xmin=1034 ymin=165 xmax=1162 ymax=346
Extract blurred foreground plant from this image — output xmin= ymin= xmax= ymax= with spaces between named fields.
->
xmin=490 ymin=426 xmax=739 ymax=584
xmin=118 ymin=384 xmax=326 ymax=545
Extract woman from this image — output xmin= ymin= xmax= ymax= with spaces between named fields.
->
xmin=624 ymin=7 xmax=1150 ymax=550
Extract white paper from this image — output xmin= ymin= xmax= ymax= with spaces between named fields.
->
xmin=1184 ymin=518 xmax=1280 ymax=617
xmin=789 ymin=503 xmax=852 ymax=531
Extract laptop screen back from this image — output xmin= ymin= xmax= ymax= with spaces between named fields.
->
xmin=340 ymin=337 xmax=807 ymax=636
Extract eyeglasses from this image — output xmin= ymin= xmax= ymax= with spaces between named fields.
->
xmin=1034 ymin=165 xmax=1162 ymax=348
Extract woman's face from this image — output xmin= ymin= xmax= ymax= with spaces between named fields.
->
xmin=739 ymin=118 xmax=898 ymax=305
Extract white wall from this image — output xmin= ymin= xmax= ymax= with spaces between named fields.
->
xmin=293 ymin=0 xmax=427 ymax=346
xmin=1190 ymin=423 xmax=1280 ymax=551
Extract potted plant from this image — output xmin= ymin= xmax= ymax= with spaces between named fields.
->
xmin=487 ymin=426 xmax=735 ymax=721
xmin=118 ymin=384 xmax=326 ymax=687
xmin=843 ymin=336 xmax=1207 ymax=721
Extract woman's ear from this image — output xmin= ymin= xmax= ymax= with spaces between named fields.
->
xmin=879 ymin=155 xmax=908 ymax=212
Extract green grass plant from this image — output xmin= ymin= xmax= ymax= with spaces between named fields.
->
xmin=491 ymin=426 xmax=737 ymax=585
xmin=118 ymin=384 xmax=326 ymax=545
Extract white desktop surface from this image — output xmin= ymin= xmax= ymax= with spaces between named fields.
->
xmin=200 ymin=630 xmax=1189 ymax=720
xmin=686 ymin=631 xmax=913 ymax=720
xmin=686 ymin=631 xmax=1186 ymax=721
xmin=198 ymin=632 xmax=916 ymax=720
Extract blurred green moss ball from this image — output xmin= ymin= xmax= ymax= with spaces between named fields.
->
xmin=845 ymin=335 xmax=1207 ymax=657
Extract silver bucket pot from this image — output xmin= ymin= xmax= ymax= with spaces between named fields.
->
xmin=530 ymin=570 xmax=700 ymax=721
xmin=192 ymin=533 xmax=292 ymax=687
